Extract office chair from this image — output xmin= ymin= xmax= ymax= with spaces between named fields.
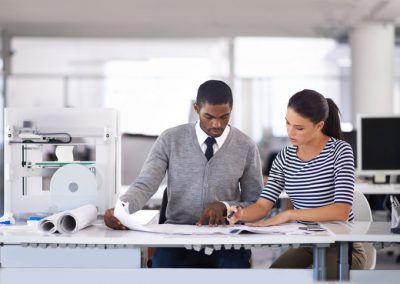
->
xmin=352 ymin=189 xmax=377 ymax=270
xmin=158 ymin=188 xmax=168 ymax=224
xmin=147 ymin=187 xmax=168 ymax=268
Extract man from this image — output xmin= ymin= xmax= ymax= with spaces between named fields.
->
xmin=104 ymin=80 xmax=263 ymax=268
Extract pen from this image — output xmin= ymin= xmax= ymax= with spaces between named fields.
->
xmin=299 ymin=226 xmax=326 ymax=232
xmin=226 ymin=206 xmax=239 ymax=219
xmin=227 ymin=210 xmax=235 ymax=219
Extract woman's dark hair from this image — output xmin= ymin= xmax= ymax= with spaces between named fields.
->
xmin=196 ymin=80 xmax=233 ymax=108
xmin=288 ymin=89 xmax=343 ymax=140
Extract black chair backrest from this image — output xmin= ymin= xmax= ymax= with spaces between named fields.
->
xmin=158 ymin=188 xmax=168 ymax=224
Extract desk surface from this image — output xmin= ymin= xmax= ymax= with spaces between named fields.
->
xmin=3 ymin=221 xmax=398 ymax=246
xmin=0 ymin=223 xmax=333 ymax=246
xmin=321 ymin=221 xmax=400 ymax=242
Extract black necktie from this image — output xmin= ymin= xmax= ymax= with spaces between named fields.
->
xmin=204 ymin=137 xmax=216 ymax=160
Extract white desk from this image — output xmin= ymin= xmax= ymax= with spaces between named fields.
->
xmin=0 ymin=223 xmax=334 ymax=282
xmin=355 ymin=183 xmax=400 ymax=195
xmin=321 ymin=221 xmax=400 ymax=281
xmin=4 ymin=221 xmax=398 ymax=283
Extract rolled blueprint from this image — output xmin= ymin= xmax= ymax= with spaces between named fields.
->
xmin=38 ymin=204 xmax=98 ymax=234
xmin=38 ymin=211 xmax=65 ymax=234
xmin=57 ymin=204 xmax=98 ymax=234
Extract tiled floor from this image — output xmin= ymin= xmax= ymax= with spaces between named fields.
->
xmin=376 ymin=248 xmax=400 ymax=269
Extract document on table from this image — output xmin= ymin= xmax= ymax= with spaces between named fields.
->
xmin=114 ymin=199 xmax=311 ymax=235
xmin=141 ymin=223 xmax=312 ymax=235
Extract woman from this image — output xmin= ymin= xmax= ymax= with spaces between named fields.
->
xmin=229 ymin=89 xmax=366 ymax=279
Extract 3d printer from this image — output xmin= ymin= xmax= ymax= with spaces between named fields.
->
xmin=3 ymin=108 xmax=120 ymax=221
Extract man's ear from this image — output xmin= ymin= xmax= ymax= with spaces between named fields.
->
xmin=194 ymin=103 xmax=201 ymax=114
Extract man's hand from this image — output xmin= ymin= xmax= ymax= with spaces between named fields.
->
xmin=104 ymin=208 xmax=127 ymax=230
xmin=196 ymin=202 xmax=227 ymax=226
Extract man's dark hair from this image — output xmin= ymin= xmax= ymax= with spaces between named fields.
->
xmin=196 ymin=80 xmax=233 ymax=108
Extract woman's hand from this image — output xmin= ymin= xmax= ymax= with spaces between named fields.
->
xmin=249 ymin=210 xmax=293 ymax=227
xmin=226 ymin=206 xmax=243 ymax=225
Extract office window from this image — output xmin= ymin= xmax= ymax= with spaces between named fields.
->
xmin=234 ymin=37 xmax=344 ymax=140
xmin=9 ymin=38 xmax=230 ymax=135
xmin=104 ymin=59 xmax=212 ymax=135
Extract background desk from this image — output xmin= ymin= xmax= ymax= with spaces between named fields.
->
xmin=123 ymin=183 xmax=400 ymax=209
xmin=355 ymin=183 xmax=400 ymax=195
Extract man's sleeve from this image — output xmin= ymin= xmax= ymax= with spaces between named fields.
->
xmin=119 ymin=133 xmax=169 ymax=214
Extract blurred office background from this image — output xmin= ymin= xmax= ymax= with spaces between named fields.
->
xmin=1 ymin=0 xmax=400 ymax=205
xmin=1 ymin=0 xmax=400 ymax=267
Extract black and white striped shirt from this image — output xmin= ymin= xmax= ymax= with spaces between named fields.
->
xmin=261 ymin=137 xmax=355 ymax=222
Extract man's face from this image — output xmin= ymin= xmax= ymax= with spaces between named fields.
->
xmin=194 ymin=102 xmax=231 ymax=137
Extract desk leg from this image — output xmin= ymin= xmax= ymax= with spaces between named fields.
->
xmin=338 ymin=241 xmax=350 ymax=281
xmin=313 ymin=244 xmax=327 ymax=281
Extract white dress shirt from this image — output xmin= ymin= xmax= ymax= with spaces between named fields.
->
xmin=195 ymin=121 xmax=230 ymax=154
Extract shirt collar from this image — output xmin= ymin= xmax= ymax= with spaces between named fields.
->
xmin=195 ymin=121 xmax=230 ymax=148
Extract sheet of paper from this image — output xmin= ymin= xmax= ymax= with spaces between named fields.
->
xmin=229 ymin=223 xmax=312 ymax=235
xmin=114 ymin=199 xmax=157 ymax=232
xmin=114 ymin=199 xmax=310 ymax=235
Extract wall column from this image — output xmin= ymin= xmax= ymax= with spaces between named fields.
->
xmin=350 ymin=22 xmax=395 ymax=124
xmin=0 ymin=30 xmax=12 ymax=216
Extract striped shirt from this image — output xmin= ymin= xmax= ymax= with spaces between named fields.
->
xmin=261 ymin=137 xmax=355 ymax=222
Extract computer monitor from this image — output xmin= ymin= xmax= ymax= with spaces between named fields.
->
xmin=357 ymin=115 xmax=400 ymax=181
xmin=342 ymin=130 xmax=357 ymax=168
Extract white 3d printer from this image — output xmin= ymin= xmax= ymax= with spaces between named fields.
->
xmin=3 ymin=108 xmax=120 ymax=221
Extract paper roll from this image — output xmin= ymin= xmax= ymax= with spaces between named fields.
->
xmin=50 ymin=164 xmax=97 ymax=211
xmin=38 ymin=205 xmax=98 ymax=234
xmin=38 ymin=212 xmax=65 ymax=234
xmin=57 ymin=204 xmax=98 ymax=234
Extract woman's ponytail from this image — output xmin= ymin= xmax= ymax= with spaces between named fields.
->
xmin=323 ymin=98 xmax=343 ymax=140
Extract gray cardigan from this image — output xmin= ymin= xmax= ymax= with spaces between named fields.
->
xmin=120 ymin=123 xmax=263 ymax=225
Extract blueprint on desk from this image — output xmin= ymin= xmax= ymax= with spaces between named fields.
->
xmin=114 ymin=199 xmax=312 ymax=236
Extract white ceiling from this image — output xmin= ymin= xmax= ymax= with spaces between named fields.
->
xmin=0 ymin=0 xmax=399 ymax=38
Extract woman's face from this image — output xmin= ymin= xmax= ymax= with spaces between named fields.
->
xmin=285 ymin=107 xmax=324 ymax=146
